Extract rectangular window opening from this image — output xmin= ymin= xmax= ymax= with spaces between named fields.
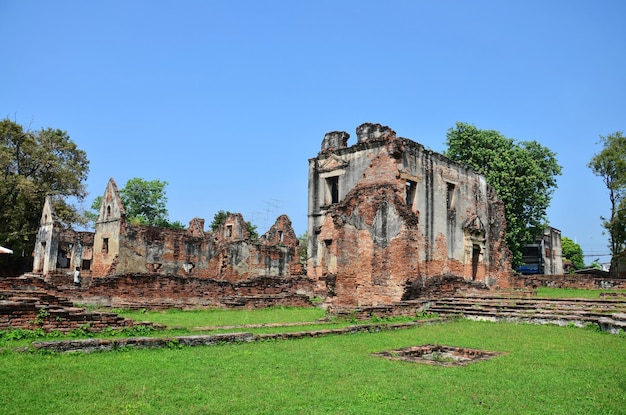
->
xmin=102 ymin=237 xmax=109 ymax=254
xmin=82 ymin=259 xmax=91 ymax=270
xmin=406 ymin=180 xmax=417 ymax=209
xmin=446 ymin=183 xmax=456 ymax=210
xmin=325 ymin=176 xmax=339 ymax=204
xmin=226 ymin=225 xmax=233 ymax=237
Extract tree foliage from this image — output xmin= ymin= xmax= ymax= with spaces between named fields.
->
xmin=561 ymin=236 xmax=585 ymax=270
xmin=0 ymin=118 xmax=89 ymax=255
xmin=120 ymin=178 xmax=170 ymax=227
xmin=444 ymin=122 xmax=562 ymax=267
xmin=210 ymin=210 xmax=258 ymax=240
xmin=298 ymin=231 xmax=308 ymax=264
xmin=88 ymin=178 xmax=184 ymax=229
xmin=588 ymin=131 xmax=626 ymax=257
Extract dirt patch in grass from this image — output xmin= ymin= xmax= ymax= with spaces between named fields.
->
xmin=372 ymin=344 xmax=504 ymax=366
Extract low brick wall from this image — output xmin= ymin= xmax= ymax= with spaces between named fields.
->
xmin=511 ymin=275 xmax=626 ymax=290
xmin=327 ymin=301 xmax=432 ymax=320
xmin=0 ymin=293 xmax=159 ymax=333
xmin=402 ymin=275 xmax=490 ymax=300
xmin=0 ymin=275 xmax=56 ymax=291
xmin=32 ymin=332 xmax=255 ymax=353
xmin=64 ymin=273 xmax=316 ymax=309
xmin=31 ymin=321 xmax=434 ymax=353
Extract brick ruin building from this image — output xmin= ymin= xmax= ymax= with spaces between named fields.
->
xmin=306 ymin=123 xmax=512 ymax=306
xmin=31 ymin=179 xmax=312 ymax=308
xmin=28 ymin=123 xmax=515 ymax=309
xmin=7 ymin=122 xmax=625 ymax=335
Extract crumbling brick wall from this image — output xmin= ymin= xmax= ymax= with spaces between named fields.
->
xmin=35 ymin=179 xmax=305 ymax=285
xmin=308 ymin=123 xmax=511 ymax=306
xmin=70 ymin=274 xmax=315 ymax=309
xmin=0 ymin=276 xmax=156 ymax=333
xmin=110 ymin=213 xmax=302 ymax=282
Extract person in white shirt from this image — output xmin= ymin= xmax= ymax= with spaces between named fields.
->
xmin=73 ymin=267 xmax=81 ymax=286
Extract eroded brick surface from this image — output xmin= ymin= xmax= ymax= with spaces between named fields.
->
xmin=33 ymin=180 xmax=308 ymax=284
xmin=307 ymin=123 xmax=512 ymax=306
xmin=0 ymin=276 xmax=159 ymax=333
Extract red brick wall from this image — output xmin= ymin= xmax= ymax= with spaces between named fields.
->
xmin=70 ymin=274 xmax=316 ymax=309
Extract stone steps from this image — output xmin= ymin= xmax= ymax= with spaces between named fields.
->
xmin=0 ymin=287 xmax=160 ymax=333
xmin=220 ymin=293 xmax=312 ymax=308
xmin=428 ymin=296 xmax=626 ymax=334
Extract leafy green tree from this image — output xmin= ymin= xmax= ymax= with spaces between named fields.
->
xmin=561 ymin=237 xmax=585 ymax=270
xmin=209 ymin=210 xmax=231 ymax=232
xmin=0 ymin=118 xmax=89 ymax=255
xmin=87 ymin=178 xmax=184 ymax=229
xmin=298 ymin=231 xmax=308 ymax=264
xmin=588 ymin=131 xmax=626 ymax=257
xmin=210 ymin=210 xmax=258 ymax=240
xmin=444 ymin=122 xmax=562 ymax=267
xmin=120 ymin=178 xmax=169 ymax=226
xmin=85 ymin=196 xmax=101 ymax=225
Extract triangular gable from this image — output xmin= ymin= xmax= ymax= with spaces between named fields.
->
xmin=317 ymin=153 xmax=349 ymax=173
xmin=260 ymin=214 xmax=297 ymax=246
xmin=98 ymin=178 xmax=126 ymax=222
xmin=463 ymin=215 xmax=486 ymax=235
xmin=40 ymin=196 xmax=58 ymax=226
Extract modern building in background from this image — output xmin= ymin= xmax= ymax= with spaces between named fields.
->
xmin=518 ymin=227 xmax=563 ymax=275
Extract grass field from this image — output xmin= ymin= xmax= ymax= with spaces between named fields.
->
xmin=117 ymin=306 xmax=327 ymax=329
xmin=1 ymin=313 xmax=625 ymax=414
xmin=536 ymin=287 xmax=626 ymax=299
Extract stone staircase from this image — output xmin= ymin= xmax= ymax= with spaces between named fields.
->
xmin=427 ymin=296 xmax=626 ymax=334
xmin=0 ymin=276 xmax=161 ymax=333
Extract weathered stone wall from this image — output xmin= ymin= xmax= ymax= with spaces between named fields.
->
xmin=511 ymin=274 xmax=626 ymax=290
xmin=109 ymin=213 xmax=302 ymax=282
xmin=92 ymin=178 xmax=125 ymax=276
xmin=69 ymin=274 xmax=315 ymax=309
xmin=307 ymin=123 xmax=511 ymax=306
xmin=35 ymin=180 xmax=305 ymax=287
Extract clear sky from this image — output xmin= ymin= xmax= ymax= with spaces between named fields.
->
xmin=1 ymin=1 xmax=624 ymax=263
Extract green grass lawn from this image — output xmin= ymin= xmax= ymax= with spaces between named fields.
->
xmin=117 ymin=306 xmax=327 ymax=329
xmin=536 ymin=287 xmax=626 ymax=299
xmin=1 ymin=319 xmax=624 ymax=414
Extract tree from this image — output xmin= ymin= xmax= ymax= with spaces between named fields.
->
xmin=120 ymin=178 xmax=170 ymax=227
xmin=444 ymin=122 xmax=562 ymax=267
xmin=87 ymin=178 xmax=184 ymax=229
xmin=0 ymin=118 xmax=89 ymax=255
xmin=561 ymin=237 xmax=585 ymax=270
xmin=298 ymin=231 xmax=308 ymax=264
xmin=209 ymin=210 xmax=258 ymax=240
xmin=588 ymin=131 xmax=626 ymax=257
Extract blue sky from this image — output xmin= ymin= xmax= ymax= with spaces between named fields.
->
xmin=2 ymin=1 xmax=624 ymax=263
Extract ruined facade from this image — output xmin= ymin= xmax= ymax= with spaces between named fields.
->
xmin=34 ymin=179 xmax=303 ymax=284
xmin=307 ymin=123 xmax=511 ymax=306
xmin=33 ymin=197 xmax=94 ymax=275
